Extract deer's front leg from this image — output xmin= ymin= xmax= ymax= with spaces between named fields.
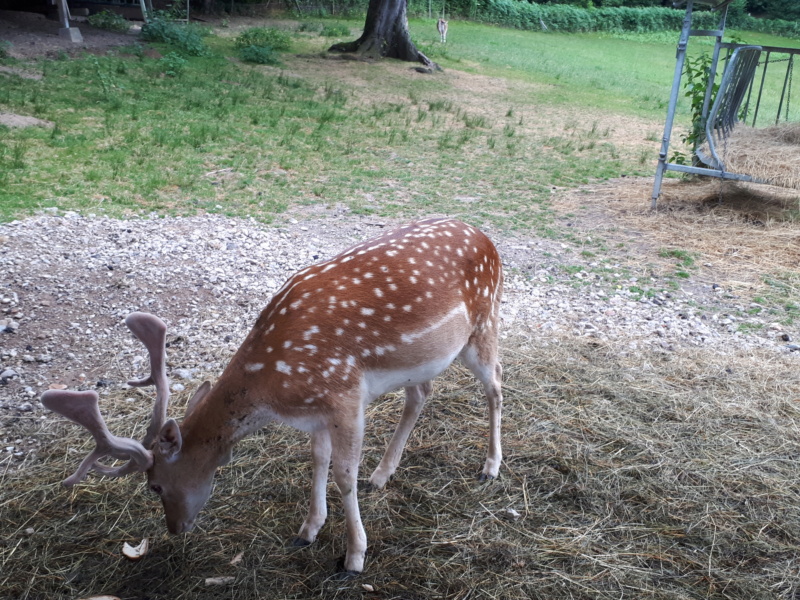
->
xmin=330 ymin=414 xmax=367 ymax=574
xmin=295 ymin=429 xmax=332 ymax=546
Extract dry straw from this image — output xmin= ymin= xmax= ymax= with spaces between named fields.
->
xmin=2 ymin=335 xmax=799 ymax=599
xmin=701 ymin=123 xmax=800 ymax=190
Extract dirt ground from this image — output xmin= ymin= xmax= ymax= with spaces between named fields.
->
xmin=0 ymin=9 xmax=141 ymax=59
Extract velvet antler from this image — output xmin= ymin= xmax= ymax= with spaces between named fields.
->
xmin=42 ymin=312 xmax=171 ymax=486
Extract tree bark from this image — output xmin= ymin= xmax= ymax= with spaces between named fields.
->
xmin=328 ymin=0 xmax=437 ymax=69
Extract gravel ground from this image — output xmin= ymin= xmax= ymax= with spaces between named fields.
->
xmin=1 ymin=210 xmax=797 ymax=465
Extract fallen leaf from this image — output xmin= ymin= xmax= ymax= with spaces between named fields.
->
xmin=362 ymin=584 xmax=376 ymax=592
xmin=205 ymin=576 xmax=236 ymax=586
xmin=230 ymin=552 xmax=244 ymax=565
xmin=122 ymin=538 xmax=149 ymax=560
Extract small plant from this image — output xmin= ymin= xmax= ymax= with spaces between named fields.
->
xmin=141 ymin=17 xmax=210 ymax=56
xmin=87 ymin=10 xmax=130 ymax=33
xmin=297 ymin=22 xmax=323 ymax=33
xmin=682 ymin=52 xmax=718 ymax=158
xmin=239 ymin=45 xmax=280 ymax=65
xmin=159 ymin=52 xmax=187 ymax=77
xmin=319 ymin=24 xmax=351 ymax=37
xmin=234 ymin=28 xmax=292 ymax=52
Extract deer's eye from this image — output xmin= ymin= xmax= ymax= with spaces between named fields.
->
xmin=150 ymin=484 xmax=163 ymax=495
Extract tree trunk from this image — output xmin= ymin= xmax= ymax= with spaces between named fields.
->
xmin=328 ymin=0 xmax=436 ymax=69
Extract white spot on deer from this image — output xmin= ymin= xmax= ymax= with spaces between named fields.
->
xmin=245 ymin=362 xmax=264 ymax=372
xmin=283 ymin=340 xmax=293 ymax=349
xmin=335 ymin=328 xmax=344 ymax=336
xmin=403 ymin=305 xmax=412 ymax=312
xmin=322 ymin=263 xmax=337 ymax=273
xmin=266 ymin=346 xmax=274 ymax=353
xmin=374 ymin=288 xmax=384 ymax=298
xmin=279 ymin=307 xmax=287 ymax=316
xmin=276 ymin=361 xmax=292 ymax=375
xmin=361 ymin=307 xmax=375 ymax=316
xmin=386 ymin=250 xmax=398 ymax=257
xmin=290 ymin=300 xmax=303 ymax=310
xmin=304 ymin=325 xmax=320 ymax=340
xmin=409 ymin=276 xmax=418 ymax=284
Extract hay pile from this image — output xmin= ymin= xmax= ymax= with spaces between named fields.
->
xmin=702 ymin=123 xmax=800 ymax=189
xmin=2 ymin=336 xmax=800 ymax=599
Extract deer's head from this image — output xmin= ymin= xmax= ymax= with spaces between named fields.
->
xmin=42 ymin=312 xmax=222 ymax=534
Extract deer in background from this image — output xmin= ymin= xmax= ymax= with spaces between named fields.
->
xmin=437 ymin=17 xmax=448 ymax=43
xmin=42 ymin=217 xmax=504 ymax=575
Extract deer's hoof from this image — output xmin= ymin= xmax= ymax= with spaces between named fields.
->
xmin=478 ymin=473 xmax=496 ymax=483
xmin=334 ymin=556 xmax=362 ymax=579
xmin=290 ymin=537 xmax=312 ymax=548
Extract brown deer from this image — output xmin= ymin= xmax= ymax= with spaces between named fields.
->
xmin=437 ymin=17 xmax=448 ymax=43
xmin=42 ymin=217 xmax=504 ymax=575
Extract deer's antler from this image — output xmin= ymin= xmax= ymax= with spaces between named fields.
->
xmin=42 ymin=312 xmax=171 ymax=486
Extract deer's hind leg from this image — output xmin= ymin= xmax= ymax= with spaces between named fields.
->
xmin=369 ymin=382 xmax=433 ymax=489
xmin=459 ymin=328 xmax=503 ymax=481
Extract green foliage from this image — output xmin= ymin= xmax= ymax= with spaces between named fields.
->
xmin=87 ymin=10 xmax=131 ymax=33
xmin=234 ymin=27 xmax=292 ymax=51
xmin=319 ymin=24 xmax=351 ymax=37
xmin=457 ymin=0 xmax=800 ymax=37
xmin=296 ymin=22 xmax=323 ymax=32
xmin=681 ymin=52 xmax=718 ymax=157
xmin=238 ymin=44 xmax=281 ymax=65
xmin=0 ymin=40 xmax=11 ymax=58
xmin=140 ymin=17 xmax=211 ymax=56
xmin=158 ymin=52 xmax=188 ymax=77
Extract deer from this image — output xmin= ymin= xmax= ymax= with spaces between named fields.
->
xmin=437 ymin=17 xmax=448 ymax=43
xmin=41 ymin=217 xmax=504 ymax=575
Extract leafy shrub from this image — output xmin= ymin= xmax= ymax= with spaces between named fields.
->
xmin=159 ymin=51 xmax=188 ymax=77
xmin=141 ymin=17 xmax=210 ymax=56
xmin=87 ymin=10 xmax=131 ymax=33
xmin=296 ymin=22 xmax=323 ymax=33
xmin=238 ymin=44 xmax=280 ymax=65
xmin=319 ymin=24 xmax=351 ymax=37
xmin=234 ymin=27 xmax=292 ymax=51
xmin=475 ymin=0 xmax=800 ymax=38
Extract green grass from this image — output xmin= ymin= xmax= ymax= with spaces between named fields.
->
xmin=0 ymin=18 xmax=795 ymax=231
xmin=0 ymin=25 xmax=657 ymax=230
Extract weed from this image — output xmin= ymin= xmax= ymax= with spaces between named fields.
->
xmin=239 ymin=45 xmax=280 ymax=65
xmin=159 ymin=52 xmax=188 ymax=77
xmin=87 ymin=10 xmax=130 ymax=33
xmin=234 ymin=27 xmax=292 ymax=51
xmin=320 ymin=24 xmax=351 ymax=37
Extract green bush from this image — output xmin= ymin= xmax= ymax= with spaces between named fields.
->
xmin=238 ymin=44 xmax=281 ymax=65
xmin=296 ymin=22 xmax=323 ymax=33
xmin=141 ymin=17 xmax=211 ymax=56
xmin=234 ymin=27 xmax=292 ymax=51
xmin=319 ymin=24 xmax=351 ymax=37
xmin=158 ymin=51 xmax=188 ymax=77
xmin=87 ymin=10 xmax=131 ymax=33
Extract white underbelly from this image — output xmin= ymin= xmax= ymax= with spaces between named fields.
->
xmin=362 ymin=346 xmax=462 ymax=401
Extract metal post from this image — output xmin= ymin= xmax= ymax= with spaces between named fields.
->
xmin=651 ymin=0 xmax=695 ymax=209
xmin=697 ymin=6 xmax=729 ymax=155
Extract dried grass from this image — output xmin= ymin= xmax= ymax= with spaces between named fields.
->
xmin=557 ymin=176 xmax=800 ymax=293
xmin=2 ymin=336 xmax=800 ymax=599
xmin=701 ymin=124 xmax=800 ymax=190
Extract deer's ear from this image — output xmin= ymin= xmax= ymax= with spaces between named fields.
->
xmin=158 ymin=419 xmax=182 ymax=461
xmin=185 ymin=381 xmax=211 ymax=418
